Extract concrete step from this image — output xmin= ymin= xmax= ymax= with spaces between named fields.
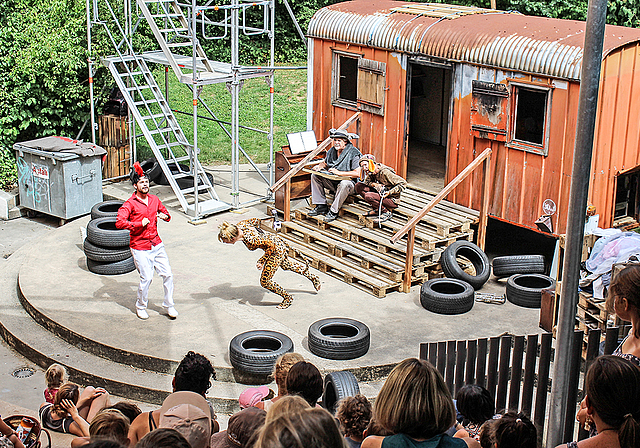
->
xmin=0 ymin=248 xmax=260 ymax=413
xmin=0 ymin=247 xmax=387 ymax=414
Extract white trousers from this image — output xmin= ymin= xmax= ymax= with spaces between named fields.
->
xmin=130 ymin=243 xmax=174 ymax=310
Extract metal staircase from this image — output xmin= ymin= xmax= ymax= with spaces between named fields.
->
xmin=95 ymin=0 xmax=231 ymax=217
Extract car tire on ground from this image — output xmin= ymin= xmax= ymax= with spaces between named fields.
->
xmin=141 ymin=158 xmax=161 ymax=182
xmin=420 ymin=278 xmax=474 ymax=315
xmin=492 ymin=255 xmax=546 ymax=278
xmin=321 ymin=371 xmax=360 ymax=414
xmin=440 ymin=241 xmax=491 ymax=290
xmin=229 ymin=330 xmax=294 ymax=376
xmin=308 ymin=318 xmax=370 ymax=360
xmin=86 ymin=217 xmax=130 ymax=248
xmin=154 ymin=163 xmax=190 ymax=186
xmin=176 ymin=172 xmax=215 ymax=192
xmin=90 ymin=200 xmax=124 ymax=220
xmin=83 ymin=239 xmax=131 ymax=262
xmin=506 ymin=273 xmax=555 ymax=308
xmin=87 ymin=256 xmax=136 ymax=275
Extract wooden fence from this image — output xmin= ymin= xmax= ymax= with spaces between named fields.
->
xmin=419 ymin=324 xmax=629 ymax=443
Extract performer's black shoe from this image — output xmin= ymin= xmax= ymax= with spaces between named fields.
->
xmin=308 ymin=204 xmax=328 ymax=216
xmin=324 ymin=210 xmax=339 ymax=222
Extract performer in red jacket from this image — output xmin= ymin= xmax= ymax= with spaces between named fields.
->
xmin=116 ymin=162 xmax=177 ymax=320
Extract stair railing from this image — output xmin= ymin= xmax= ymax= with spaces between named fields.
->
xmin=391 ymin=147 xmax=492 ymax=292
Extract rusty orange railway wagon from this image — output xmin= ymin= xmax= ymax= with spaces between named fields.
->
xmin=306 ymin=0 xmax=640 ymax=235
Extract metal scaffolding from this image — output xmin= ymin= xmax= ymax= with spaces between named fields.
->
xmin=87 ymin=0 xmax=304 ymax=218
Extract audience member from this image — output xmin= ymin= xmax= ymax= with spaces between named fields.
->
xmin=83 ymin=441 xmax=126 ymax=448
xmin=285 ymin=361 xmax=323 ymax=407
xmin=606 ymin=265 xmax=640 ymax=364
xmin=494 ymin=411 xmax=536 ymax=448
xmin=71 ymin=409 xmax=130 ymax=448
xmin=560 ymin=355 xmax=640 ymax=448
xmin=0 ymin=413 xmax=25 ymax=448
xmin=159 ymin=391 xmax=213 ymax=448
xmin=335 ymin=395 xmax=372 ymax=448
xmin=255 ymin=407 xmax=346 ymax=448
xmin=477 ymin=420 xmax=495 ymax=448
xmin=453 ymin=385 xmax=495 ymax=441
xmin=361 ymin=358 xmax=479 ymax=448
xmin=128 ymin=351 xmax=218 ymax=445
xmin=362 ymin=416 xmax=393 ymax=439
xmin=135 ymin=428 xmax=191 ymax=448
xmin=44 ymin=364 xmax=67 ymax=404
xmin=261 ymin=353 xmax=304 ymax=411
xmin=210 ymin=407 xmax=266 ymax=448
xmin=265 ymin=395 xmax=311 ymax=424
xmin=105 ymin=402 xmax=141 ymax=424
xmin=39 ymin=382 xmax=110 ymax=437
xmin=239 ymin=386 xmax=273 ymax=410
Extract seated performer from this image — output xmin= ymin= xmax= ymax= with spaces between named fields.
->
xmin=308 ymin=129 xmax=362 ymax=223
xmin=218 ymin=218 xmax=321 ymax=309
xmin=355 ymin=154 xmax=407 ymax=223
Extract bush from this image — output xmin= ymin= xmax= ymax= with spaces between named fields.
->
xmin=0 ymin=148 xmax=18 ymax=191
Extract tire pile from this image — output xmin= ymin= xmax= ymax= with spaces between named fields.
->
xmin=84 ymin=200 xmax=135 ymax=275
xmin=420 ymin=241 xmax=555 ymax=314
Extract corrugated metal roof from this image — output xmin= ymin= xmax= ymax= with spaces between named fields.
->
xmin=307 ymin=0 xmax=640 ymax=80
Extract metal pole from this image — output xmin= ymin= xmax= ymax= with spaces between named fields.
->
xmin=268 ymin=0 xmax=275 ymax=191
xmin=87 ymin=0 xmax=96 ymax=143
xmin=231 ymin=0 xmax=240 ymax=208
xmin=192 ymin=0 xmax=200 ymax=218
xmin=545 ymin=0 xmax=608 ymax=446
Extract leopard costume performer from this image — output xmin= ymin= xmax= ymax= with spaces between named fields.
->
xmin=236 ymin=218 xmax=321 ymax=309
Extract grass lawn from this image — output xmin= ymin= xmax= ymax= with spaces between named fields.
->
xmin=135 ymin=67 xmax=307 ymax=165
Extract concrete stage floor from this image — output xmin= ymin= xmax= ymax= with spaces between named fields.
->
xmin=14 ymin=164 xmax=544 ymax=400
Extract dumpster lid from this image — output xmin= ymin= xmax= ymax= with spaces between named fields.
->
xmin=13 ymin=136 xmax=107 ymax=157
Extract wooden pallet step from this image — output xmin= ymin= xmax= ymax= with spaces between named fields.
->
xmin=290 ymin=218 xmax=430 ymax=271
xmin=340 ymin=204 xmax=473 ymax=251
xmin=282 ymin=237 xmax=401 ymax=298
xmin=280 ymin=221 xmax=404 ymax=281
xmin=402 ymin=186 xmax=480 ymax=219
xmin=343 ymin=197 xmax=471 ymax=237
xmin=294 ymin=208 xmax=441 ymax=265
xmin=400 ymin=189 xmax=478 ymax=222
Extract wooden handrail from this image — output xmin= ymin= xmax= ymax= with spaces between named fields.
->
xmin=393 ymin=147 xmax=492 ymax=293
xmin=391 ymin=147 xmax=492 ymax=243
xmin=269 ymin=111 xmax=361 ymax=193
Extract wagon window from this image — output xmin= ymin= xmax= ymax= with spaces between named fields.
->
xmin=509 ymin=84 xmax=551 ymax=156
xmin=333 ymin=52 xmax=386 ymax=116
xmin=338 ymin=55 xmax=358 ymax=103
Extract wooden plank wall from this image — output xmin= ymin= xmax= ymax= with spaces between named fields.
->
xmin=419 ymin=327 xmax=624 ymax=444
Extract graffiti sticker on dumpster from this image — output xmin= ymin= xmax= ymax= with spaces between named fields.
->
xmin=32 ymin=164 xmax=49 ymax=179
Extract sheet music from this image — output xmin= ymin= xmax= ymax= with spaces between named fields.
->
xmin=287 ymin=130 xmax=318 ymax=155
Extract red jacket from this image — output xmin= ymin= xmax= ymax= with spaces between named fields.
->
xmin=116 ymin=193 xmax=171 ymax=250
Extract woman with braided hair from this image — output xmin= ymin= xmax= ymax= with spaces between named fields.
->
xmin=218 ymin=218 xmax=321 ymax=309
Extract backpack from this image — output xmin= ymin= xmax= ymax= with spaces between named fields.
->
xmin=3 ymin=416 xmax=51 ymax=448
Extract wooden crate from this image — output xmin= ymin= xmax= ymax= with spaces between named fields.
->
xmin=98 ymin=114 xmax=129 ymax=147
xmin=102 ymin=145 xmax=131 ymax=180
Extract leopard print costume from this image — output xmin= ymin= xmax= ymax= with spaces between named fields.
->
xmin=238 ymin=218 xmax=321 ymax=309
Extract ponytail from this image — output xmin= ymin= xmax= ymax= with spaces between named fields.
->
xmin=618 ymin=413 xmax=640 ymax=448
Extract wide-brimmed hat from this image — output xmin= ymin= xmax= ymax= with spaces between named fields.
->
xmin=210 ymin=407 xmax=266 ymax=448
xmin=328 ymin=129 xmax=359 ymax=141
xmin=159 ymin=391 xmax=212 ymax=448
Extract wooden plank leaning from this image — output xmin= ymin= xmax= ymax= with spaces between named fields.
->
xmin=269 ymin=112 xmax=362 ymax=219
xmin=391 ymin=147 xmax=492 ymax=292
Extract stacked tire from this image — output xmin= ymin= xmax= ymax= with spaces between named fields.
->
xmin=84 ymin=201 xmax=135 ymax=275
